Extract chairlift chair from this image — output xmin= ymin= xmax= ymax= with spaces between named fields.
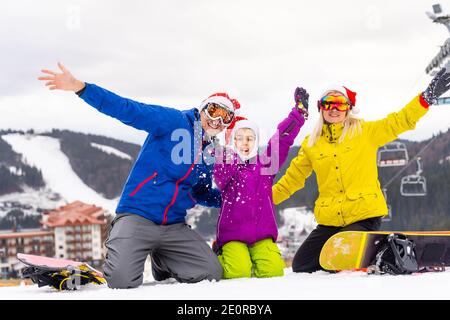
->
xmin=437 ymin=96 xmax=450 ymax=105
xmin=400 ymin=158 xmax=427 ymax=196
xmin=377 ymin=142 xmax=409 ymax=167
xmin=400 ymin=175 xmax=427 ymax=196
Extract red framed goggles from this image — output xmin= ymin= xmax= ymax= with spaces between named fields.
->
xmin=319 ymin=95 xmax=351 ymax=112
xmin=204 ymin=103 xmax=235 ymax=126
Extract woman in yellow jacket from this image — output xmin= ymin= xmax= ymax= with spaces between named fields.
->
xmin=272 ymin=67 xmax=450 ymax=273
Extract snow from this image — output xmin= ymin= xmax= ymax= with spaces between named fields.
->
xmin=277 ymin=207 xmax=317 ymax=260
xmin=2 ymin=268 xmax=450 ymax=300
xmin=278 ymin=207 xmax=317 ymax=239
xmin=0 ymin=187 xmax=65 ymax=217
xmin=185 ymin=205 xmax=205 ymax=230
xmin=2 ymin=134 xmax=118 ymax=213
xmin=90 ymin=142 xmax=132 ymax=161
xmin=439 ymin=155 xmax=450 ymax=164
xmin=7 ymin=166 xmax=23 ymax=176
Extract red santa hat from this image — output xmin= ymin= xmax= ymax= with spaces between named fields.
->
xmin=225 ymin=116 xmax=247 ymax=145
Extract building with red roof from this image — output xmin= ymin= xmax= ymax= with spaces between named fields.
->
xmin=42 ymin=201 xmax=108 ymax=263
xmin=0 ymin=201 xmax=109 ymax=278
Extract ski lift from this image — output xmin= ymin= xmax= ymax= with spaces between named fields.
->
xmin=400 ymin=158 xmax=427 ymax=196
xmin=377 ymin=142 xmax=409 ymax=167
xmin=381 ymin=188 xmax=392 ymax=222
xmin=437 ymin=96 xmax=450 ymax=105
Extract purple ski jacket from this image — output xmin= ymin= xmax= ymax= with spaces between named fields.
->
xmin=213 ymin=108 xmax=305 ymax=248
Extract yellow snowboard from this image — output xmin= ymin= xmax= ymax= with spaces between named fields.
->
xmin=319 ymin=231 xmax=450 ymax=271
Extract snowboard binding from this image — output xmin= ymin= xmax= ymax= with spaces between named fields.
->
xmin=21 ymin=264 xmax=106 ymax=290
xmin=368 ymin=233 xmax=419 ymax=275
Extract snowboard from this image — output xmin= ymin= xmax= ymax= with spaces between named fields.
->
xmin=319 ymin=231 xmax=450 ymax=273
xmin=17 ymin=253 xmax=106 ymax=290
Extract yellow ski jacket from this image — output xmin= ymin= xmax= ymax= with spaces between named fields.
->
xmin=272 ymin=95 xmax=429 ymax=227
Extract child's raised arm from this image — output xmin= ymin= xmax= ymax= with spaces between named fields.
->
xmin=261 ymin=87 xmax=309 ymax=174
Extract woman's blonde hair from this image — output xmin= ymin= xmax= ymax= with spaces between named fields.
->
xmin=307 ymin=110 xmax=363 ymax=147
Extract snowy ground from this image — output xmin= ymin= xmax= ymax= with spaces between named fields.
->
xmin=2 ymin=268 xmax=450 ymax=300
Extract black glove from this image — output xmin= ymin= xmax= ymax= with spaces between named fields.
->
xmin=422 ymin=66 xmax=450 ymax=105
xmin=294 ymin=87 xmax=309 ymax=119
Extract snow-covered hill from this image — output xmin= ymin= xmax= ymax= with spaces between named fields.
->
xmin=2 ymin=268 xmax=450 ymax=300
xmin=0 ymin=187 xmax=65 ymax=217
xmin=91 ymin=142 xmax=132 ymax=160
xmin=2 ymin=134 xmax=118 ymax=213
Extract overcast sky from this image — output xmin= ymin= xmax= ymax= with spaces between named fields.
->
xmin=1 ymin=0 xmax=449 ymax=146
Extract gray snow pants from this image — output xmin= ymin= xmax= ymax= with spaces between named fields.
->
xmin=103 ymin=213 xmax=223 ymax=289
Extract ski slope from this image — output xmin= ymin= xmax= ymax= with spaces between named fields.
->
xmin=1 ymin=268 xmax=450 ymax=300
xmin=2 ymin=134 xmax=118 ymax=213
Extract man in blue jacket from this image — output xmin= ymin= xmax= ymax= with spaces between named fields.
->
xmin=38 ymin=63 xmax=241 ymax=288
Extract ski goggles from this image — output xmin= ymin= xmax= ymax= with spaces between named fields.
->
xmin=203 ymin=103 xmax=235 ymax=126
xmin=319 ymin=95 xmax=351 ymax=112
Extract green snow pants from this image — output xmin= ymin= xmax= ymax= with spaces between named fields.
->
xmin=218 ymin=238 xmax=285 ymax=279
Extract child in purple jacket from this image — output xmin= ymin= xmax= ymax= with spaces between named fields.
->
xmin=213 ymin=87 xmax=309 ymax=278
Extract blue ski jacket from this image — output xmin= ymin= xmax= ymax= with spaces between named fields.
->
xmin=77 ymin=83 xmax=221 ymax=224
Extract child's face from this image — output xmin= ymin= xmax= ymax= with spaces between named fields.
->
xmin=234 ymin=128 xmax=256 ymax=157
